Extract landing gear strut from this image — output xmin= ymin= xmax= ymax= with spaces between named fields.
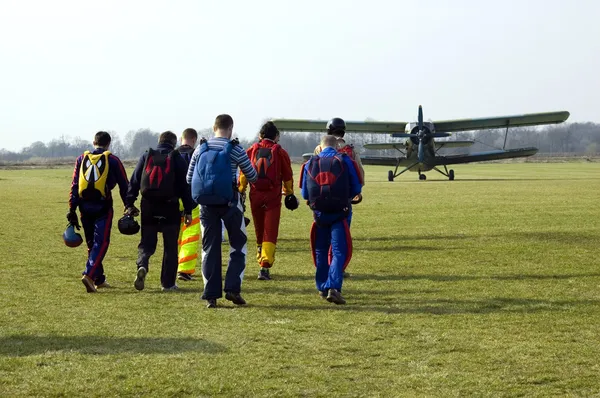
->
xmin=432 ymin=165 xmax=455 ymax=181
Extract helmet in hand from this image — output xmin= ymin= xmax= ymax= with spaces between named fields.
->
xmin=118 ymin=214 xmax=140 ymax=235
xmin=63 ymin=224 xmax=83 ymax=247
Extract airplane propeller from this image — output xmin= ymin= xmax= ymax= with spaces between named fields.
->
xmin=390 ymin=106 xmax=451 ymax=162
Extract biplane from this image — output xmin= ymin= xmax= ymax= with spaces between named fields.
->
xmin=271 ymin=106 xmax=569 ymax=181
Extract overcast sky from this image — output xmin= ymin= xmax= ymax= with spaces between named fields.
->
xmin=0 ymin=0 xmax=598 ymax=151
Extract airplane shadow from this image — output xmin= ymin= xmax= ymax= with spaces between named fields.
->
xmin=395 ymin=177 xmax=600 ymax=183
xmin=348 ymin=272 xmax=600 ymax=282
xmin=0 ymin=335 xmax=226 ymax=357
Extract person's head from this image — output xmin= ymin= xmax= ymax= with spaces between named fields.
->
xmin=258 ymin=121 xmax=280 ymax=143
xmin=320 ymin=135 xmax=338 ymax=149
xmin=181 ymin=128 xmax=198 ymax=147
xmin=213 ymin=114 xmax=234 ymax=139
xmin=326 ymin=117 xmax=346 ymax=138
xmin=158 ymin=131 xmax=178 ymax=147
xmin=93 ymin=131 xmax=111 ymax=149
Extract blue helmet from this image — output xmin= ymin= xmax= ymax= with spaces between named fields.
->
xmin=63 ymin=224 xmax=83 ymax=247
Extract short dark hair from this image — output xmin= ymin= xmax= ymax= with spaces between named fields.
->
xmin=182 ymin=128 xmax=197 ymax=141
xmin=214 ymin=114 xmax=234 ymax=130
xmin=94 ymin=131 xmax=111 ymax=147
xmin=259 ymin=121 xmax=280 ymax=140
xmin=158 ymin=131 xmax=178 ymax=146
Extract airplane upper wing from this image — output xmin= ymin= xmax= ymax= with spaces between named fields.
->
xmin=434 ymin=147 xmax=539 ymax=165
xmin=433 ymin=111 xmax=570 ymax=133
xmin=363 ymin=143 xmax=406 ymax=150
xmin=271 ymin=119 xmax=407 ymax=134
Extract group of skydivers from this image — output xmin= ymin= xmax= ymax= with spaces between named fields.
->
xmin=64 ymin=114 xmax=365 ymax=307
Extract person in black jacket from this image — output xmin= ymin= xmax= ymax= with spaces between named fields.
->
xmin=124 ymin=131 xmax=195 ymax=291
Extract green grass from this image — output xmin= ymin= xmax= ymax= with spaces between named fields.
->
xmin=1 ymin=163 xmax=600 ymax=397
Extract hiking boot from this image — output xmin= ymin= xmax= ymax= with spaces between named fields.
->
xmin=257 ymin=268 xmax=271 ymax=281
xmin=225 ymin=292 xmax=247 ymax=305
xmin=161 ymin=285 xmax=179 ymax=292
xmin=177 ymin=272 xmax=195 ymax=281
xmin=326 ymin=288 xmax=346 ymax=305
xmin=81 ymin=275 xmax=97 ymax=293
xmin=134 ymin=267 xmax=147 ymax=291
xmin=206 ymin=299 xmax=217 ymax=308
xmin=95 ymin=281 xmax=111 ymax=289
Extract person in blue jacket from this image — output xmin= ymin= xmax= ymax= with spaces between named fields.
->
xmin=300 ymin=135 xmax=362 ymax=304
xmin=68 ymin=131 xmax=129 ymax=293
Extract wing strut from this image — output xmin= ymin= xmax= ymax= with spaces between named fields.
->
xmin=503 ymin=123 xmax=510 ymax=150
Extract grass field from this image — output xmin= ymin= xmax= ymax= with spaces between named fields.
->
xmin=1 ymin=162 xmax=599 ymax=397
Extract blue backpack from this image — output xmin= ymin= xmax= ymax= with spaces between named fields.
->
xmin=305 ymin=153 xmax=350 ymax=213
xmin=191 ymin=139 xmax=237 ymax=206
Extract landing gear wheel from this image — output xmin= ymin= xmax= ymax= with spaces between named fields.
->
xmin=419 ymin=174 xmax=426 ymax=181
xmin=388 ymin=170 xmax=394 ymax=182
xmin=449 ymin=169 xmax=455 ymax=181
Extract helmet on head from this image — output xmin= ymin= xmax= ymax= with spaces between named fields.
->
xmin=63 ymin=224 xmax=83 ymax=247
xmin=118 ymin=214 xmax=140 ymax=235
xmin=326 ymin=117 xmax=346 ymax=137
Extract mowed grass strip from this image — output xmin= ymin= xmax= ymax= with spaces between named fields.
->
xmin=0 ymin=163 xmax=599 ymax=397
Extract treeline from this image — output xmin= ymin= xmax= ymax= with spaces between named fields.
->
xmin=1 ymin=122 xmax=599 ymax=163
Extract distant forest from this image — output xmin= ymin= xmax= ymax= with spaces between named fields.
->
xmin=1 ymin=122 xmax=599 ymax=163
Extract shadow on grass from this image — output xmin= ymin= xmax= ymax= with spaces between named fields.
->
xmin=398 ymin=178 xmax=600 ymax=183
xmin=0 ymin=335 xmax=227 ymax=357
xmin=349 ymin=272 xmax=600 ymax=282
xmin=257 ymin=296 xmax=600 ymax=315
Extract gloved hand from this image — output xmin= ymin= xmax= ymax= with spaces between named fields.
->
xmin=351 ymin=194 xmax=363 ymax=205
xmin=284 ymin=195 xmax=299 ymax=211
xmin=124 ymin=205 xmax=140 ymax=217
xmin=66 ymin=210 xmax=81 ymax=230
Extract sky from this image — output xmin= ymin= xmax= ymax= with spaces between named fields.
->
xmin=0 ymin=0 xmax=598 ymax=151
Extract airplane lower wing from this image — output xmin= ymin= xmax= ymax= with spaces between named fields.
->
xmin=435 ymin=140 xmax=474 ymax=149
xmin=271 ymin=119 xmax=407 ymax=134
xmin=360 ymin=156 xmax=410 ymax=166
xmin=363 ymin=143 xmax=406 ymax=150
xmin=433 ymin=111 xmax=569 ymax=133
xmin=434 ymin=147 xmax=539 ymax=165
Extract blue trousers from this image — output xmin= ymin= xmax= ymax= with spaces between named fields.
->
xmin=311 ymin=218 xmax=352 ymax=292
xmin=199 ymin=198 xmax=248 ymax=300
xmin=81 ymin=208 xmax=113 ymax=285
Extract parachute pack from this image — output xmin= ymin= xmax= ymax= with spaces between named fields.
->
xmin=305 ymin=153 xmax=350 ymax=213
xmin=251 ymin=144 xmax=280 ymax=191
xmin=140 ymin=148 xmax=179 ymax=201
xmin=78 ymin=150 xmax=111 ymax=201
xmin=191 ymin=139 xmax=237 ymax=206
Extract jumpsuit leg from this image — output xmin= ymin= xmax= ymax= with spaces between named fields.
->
xmin=200 ymin=206 xmax=224 ymax=300
xmin=250 ymin=200 xmax=265 ymax=265
xmin=310 ymin=221 xmax=332 ymax=293
xmin=222 ymin=198 xmax=248 ymax=294
xmin=177 ymin=205 xmax=200 ymax=275
xmin=137 ymin=222 xmax=158 ymax=271
xmin=327 ymin=219 xmax=352 ymax=291
xmin=260 ymin=202 xmax=281 ymax=268
xmin=161 ymin=222 xmax=181 ymax=288
xmin=83 ymin=209 xmax=113 ymax=283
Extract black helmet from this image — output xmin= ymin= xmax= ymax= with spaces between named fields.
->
xmin=118 ymin=214 xmax=140 ymax=235
xmin=326 ymin=118 xmax=346 ymax=136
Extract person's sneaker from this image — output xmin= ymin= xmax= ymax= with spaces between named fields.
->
xmin=134 ymin=267 xmax=147 ymax=291
xmin=206 ymin=299 xmax=217 ymax=308
xmin=225 ymin=292 xmax=247 ymax=305
xmin=326 ymin=288 xmax=346 ymax=305
xmin=177 ymin=272 xmax=195 ymax=281
xmin=318 ymin=290 xmax=327 ymax=299
xmin=81 ymin=275 xmax=97 ymax=293
xmin=95 ymin=281 xmax=111 ymax=289
xmin=161 ymin=285 xmax=179 ymax=292
xmin=343 ymin=271 xmax=351 ymax=278
xmin=257 ymin=267 xmax=271 ymax=281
